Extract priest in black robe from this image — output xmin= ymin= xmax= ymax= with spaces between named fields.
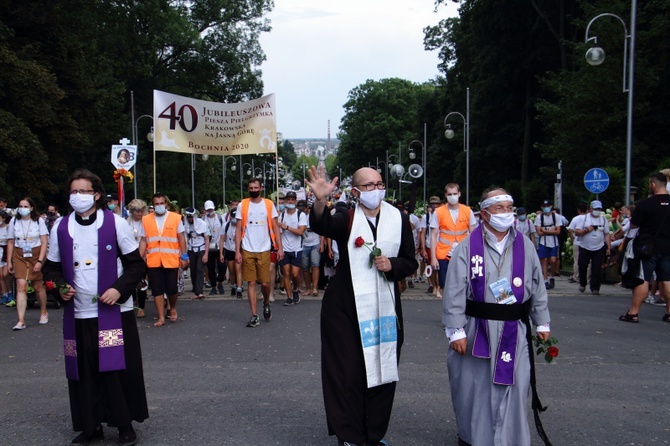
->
xmin=307 ymin=166 xmax=418 ymax=446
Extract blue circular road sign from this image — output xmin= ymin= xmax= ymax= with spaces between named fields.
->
xmin=584 ymin=168 xmax=610 ymax=194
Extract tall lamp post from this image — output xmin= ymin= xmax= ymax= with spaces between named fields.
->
xmin=240 ymin=162 xmax=252 ymax=196
xmin=444 ymin=87 xmax=470 ymax=205
xmin=132 ymin=114 xmax=154 ymax=199
xmin=222 ymin=156 xmax=237 ymax=205
xmin=585 ymin=1 xmax=636 ymax=206
xmin=300 ymin=163 xmax=308 ymax=185
xmin=408 ymin=139 xmax=425 ymax=205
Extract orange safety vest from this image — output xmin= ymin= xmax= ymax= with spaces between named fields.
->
xmin=143 ymin=211 xmax=182 ymax=268
xmin=434 ymin=203 xmax=471 ymax=260
xmin=239 ymin=198 xmax=277 ymax=249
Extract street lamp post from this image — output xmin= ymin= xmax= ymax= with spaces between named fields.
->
xmin=408 ymin=139 xmax=425 ymax=206
xmin=585 ymin=1 xmax=637 ymax=206
xmin=240 ymin=161 xmax=252 ymax=196
xmin=444 ymin=87 xmax=470 ymax=205
xmin=132 ymin=114 xmax=153 ymax=199
xmin=300 ymin=163 xmax=308 ymax=185
xmin=222 ymin=156 xmax=237 ymax=206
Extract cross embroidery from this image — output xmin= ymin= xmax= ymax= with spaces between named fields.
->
xmin=471 ymin=254 xmax=484 ymax=279
xmin=501 ymin=351 xmax=512 ymax=363
xmin=64 ymin=340 xmax=77 ymax=357
xmin=98 ymin=329 xmax=124 ymax=348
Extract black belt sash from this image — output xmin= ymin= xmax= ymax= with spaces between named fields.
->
xmin=465 ymin=299 xmax=552 ymax=446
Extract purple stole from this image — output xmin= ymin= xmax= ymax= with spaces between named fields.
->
xmin=469 ymin=225 xmax=525 ymax=386
xmin=59 ymin=210 xmax=126 ymax=380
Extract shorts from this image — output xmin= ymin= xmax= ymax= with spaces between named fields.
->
xmin=302 ymin=244 xmax=321 ymax=269
xmin=438 ymin=259 xmax=450 ymax=288
xmin=223 ymin=248 xmax=236 ymax=262
xmin=280 ymin=250 xmax=302 ymax=268
xmin=242 ymin=250 xmax=271 ymax=284
xmin=147 ymin=267 xmax=179 ymax=297
xmin=642 ymin=253 xmax=670 ymax=282
xmin=538 ymin=245 xmax=558 ymax=259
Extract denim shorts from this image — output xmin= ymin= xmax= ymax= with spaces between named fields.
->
xmin=642 ymin=253 xmax=670 ymax=282
xmin=302 ymin=244 xmax=321 ymax=269
xmin=538 ymin=244 xmax=558 ymax=259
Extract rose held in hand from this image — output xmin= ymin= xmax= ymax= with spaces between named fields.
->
xmin=547 ymin=346 xmax=559 ymax=358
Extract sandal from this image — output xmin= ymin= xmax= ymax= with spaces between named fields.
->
xmin=663 ymin=313 xmax=670 ymax=323
xmin=619 ymin=312 xmax=639 ymax=323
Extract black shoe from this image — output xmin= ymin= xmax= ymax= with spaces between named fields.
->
xmin=231 ymin=286 xmax=236 ymax=296
xmin=426 ymin=285 xmax=433 ymax=294
xmin=283 ymin=297 xmax=294 ymax=306
xmin=236 ymin=287 xmax=243 ymax=299
xmin=263 ymin=303 xmax=272 ymax=321
xmin=118 ymin=425 xmax=137 ymax=446
xmin=293 ymin=290 xmax=300 ymax=304
xmin=549 ymin=277 xmax=555 ymax=289
xmin=408 ymin=280 xmax=414 ymax=288
xmin=246 ymin=315 xmax=260 ymax=327
xmin=71 ymin=426 xmax=104 ymax=445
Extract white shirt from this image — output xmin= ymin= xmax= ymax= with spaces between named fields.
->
xmin=578 ymin=213 xmax=609 ymax=251
xmin=514 ymin=218 xmax=536 ymax=238
xmin=222 ymin=220 xmax=237 ymax=252
xmin=205 ymin=213 xmax=223 ymax=249
xmin=568 ymin=215 xmax=586 ymax=248
xmin=534 ymin=212 xmax=562 ymax=248
xmin=280 ymin=209 xmax=308 ymax=253
xmin=185 ymin=217 xmax=209 ymax=251
xmin=302 ymin=214 xmax=321 ymax=247
xmin=8 ymin=217 xmax=48 ymax=248
xmin=47 ymin=210 xmax=138 ymax=318
xmin=235 ymin=200 xmax=279 ymax=253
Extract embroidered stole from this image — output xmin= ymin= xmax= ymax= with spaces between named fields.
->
xmin=469 ymin=225 xmax=525 ymax=386
xmin=347 ymin=201 xmax=401 ymax=388
xmin=59 ymin=210 xmax=125 ymax=380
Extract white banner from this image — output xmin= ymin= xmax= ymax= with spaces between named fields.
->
xmin=152 ymin=90 xmax=277 ymax=156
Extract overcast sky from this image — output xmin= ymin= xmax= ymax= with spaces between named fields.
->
xmin=258 ymin=0 xmax=459 ymax=139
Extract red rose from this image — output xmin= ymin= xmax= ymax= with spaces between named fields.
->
xmin=547 ymin=346 xmax=559 ymax=358
xmin=355 ymin=236 xmax=365 ymax=248
xmin=45 ymin=280 xmax=56 ymax=292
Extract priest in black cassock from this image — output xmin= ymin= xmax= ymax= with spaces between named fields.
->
xmin=306 ymin=165 xmax=418 ymax=446
xmin=43 ymin=169 xmax=148 ymax=446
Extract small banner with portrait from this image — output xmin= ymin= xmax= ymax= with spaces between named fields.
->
xmin=152 ymin=90 xmax=277 ymax=157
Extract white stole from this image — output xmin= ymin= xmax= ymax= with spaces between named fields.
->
xmin=347 ymin=201 xmax=401 ymax=388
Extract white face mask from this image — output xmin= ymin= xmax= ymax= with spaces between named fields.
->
xmin=592 ymin=210 xmax=601 ymax=217
xmin=69 ymin=194 xmax=96 ymax=214
xmin=356 ymin=188 xmax=386 ymax=210
xmin=154 ymin=205 xmax=167 ymax=215
xmin=18 ymin=208 xmax=31 ymax=217
xmin=487 ymin=211 xmax=515 ymax=232
xmin=446 ymin=195 xmax=459 ymax=205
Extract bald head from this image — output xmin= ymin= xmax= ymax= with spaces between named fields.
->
xmin=352 ymin=167 xmax=382 ymax=188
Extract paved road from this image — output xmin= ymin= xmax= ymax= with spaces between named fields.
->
xmin=1 ymin=276 xmax=668 ymax=445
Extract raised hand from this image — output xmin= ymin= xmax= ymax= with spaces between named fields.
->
xmin=305 ymin=165 xmax=338 ymax=202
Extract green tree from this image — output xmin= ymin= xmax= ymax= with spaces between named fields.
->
xmin=338 ymin=78 xmax=434 ymax=172
xmin=0 ymin=0 xmax=273 ymax=209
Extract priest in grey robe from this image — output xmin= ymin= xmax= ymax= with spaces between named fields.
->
xmin=443 ymin=187 xmax=551 ymax=446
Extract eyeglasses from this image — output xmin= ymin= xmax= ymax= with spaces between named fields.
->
xmin=354 ymin=182 xmax=385 ymax=191
xmin=69 ymin=189 xmax=95 ymax=195
xmin=129 ymin=208 xmax=144 ymax=213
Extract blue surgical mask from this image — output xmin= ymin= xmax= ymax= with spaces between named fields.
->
xmin=107 ymin=203 xmax=116 ymax=211
xmin=18 ymin=208 xmax=31 ymax=217
xmin=518 ymin=215 xmax=527 ymax=222
xmin=542 ymin=207 xmax=552 ymax=213
xmin=277 ymin=204 xmax=286 ymax=211
xmin=286 ymin=204 xmax=296 ymax=210
xmin=154 ymin=205 xmax=167 ymax=215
